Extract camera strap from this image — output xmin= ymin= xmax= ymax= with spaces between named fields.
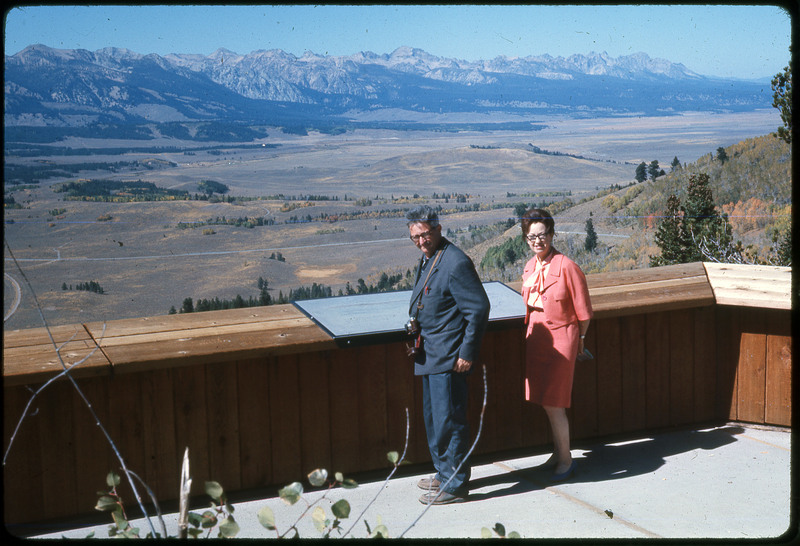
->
xmin=411 ymin=247 xmax=442 ymax=318
xmin=407 ymin=247 xmax=443 ymax=357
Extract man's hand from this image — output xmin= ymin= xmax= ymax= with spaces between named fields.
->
xmin=454 ymin=358 xmax=472 ymax=373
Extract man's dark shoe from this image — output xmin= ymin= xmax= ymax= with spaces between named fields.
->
xmin=419 ymin=490 xmax=467 ymax=505
xmin=417 ymin=476 xmax=441 ymax=490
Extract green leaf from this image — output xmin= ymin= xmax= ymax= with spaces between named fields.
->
xmin=187 ymin=512 xmax=203 ymax=527
xmin=218 ymin=516 xmax=240 ymax=538
xmin=279 ymin=482 xmax=304 ymax=505
xmin=205 ymin=481 xmax=224 ymax=502
xmin=257 ymin=506 xmax=276 ymax=530
xmin=308 ymin=468 xmax=328 ymax=487
xmin=340 ymin=478 xmax=358 ymax=489
xmin=201 ymin=510 xmax=218 ymax=528
xmin=95 ymin=495 xmax=118 ymax=512
xmin=387 ymin=451 xmax=399 ymax=464
xmin=85 ymin=531 xmax=95 ymax=539
xmin=312 ymin=506 xmax=327 ymax=532
xmin=508 ymin=531 xmax=522 ymax=538
xmin=481 ymin=527 xmax=492 ymax=538
xmin=106 ymin=471 xmax=121 ymax=488
xmin=111 ymin=511 xmax=128 ymax=530
xmin=331 ymin=499 xmax=350 ymax=519
xmin=493 ymin=523 xmax=506 ymax=537
xmin=187 ymin=528 xmax=203 ymax=538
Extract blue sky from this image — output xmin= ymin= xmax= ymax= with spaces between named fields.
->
xmin=4 ymin=4 xmax=793 ymax=80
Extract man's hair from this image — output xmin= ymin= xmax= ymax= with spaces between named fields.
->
xmin=406 ymin=205 xmax=440 ymax=228
xmin=520 ymin=207 xmax=555 ymax=236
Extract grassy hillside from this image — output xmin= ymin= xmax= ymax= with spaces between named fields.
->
xmin=628 ymin=134 xmax=791 ymax=222
xmin=473 ymin=133 xmax=792 ymax=279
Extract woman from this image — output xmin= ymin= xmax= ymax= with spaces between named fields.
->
xmin=520 ymin=208 xmax=592 ymax=482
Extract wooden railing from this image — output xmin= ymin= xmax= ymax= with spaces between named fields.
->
xmin=3 ymin=262 xmax=791 ymax=525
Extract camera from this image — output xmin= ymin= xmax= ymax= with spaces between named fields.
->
xmin=405 ymin=317 xmax=421 ymax=358
xmin=405 ymin=317 xmax=420 ymax=337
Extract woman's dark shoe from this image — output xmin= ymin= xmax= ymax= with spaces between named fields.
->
xmin=550 ymin=460 xmax=577 ymax=483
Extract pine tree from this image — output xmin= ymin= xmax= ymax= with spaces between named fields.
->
xmin=651 ymin=194 xmax=686 ymax=266
xmin=635 ymin=162 xmax=647 ymax=182
xmin=584 ymin=218 xmax=598 ymax=252
xmin=651 ymin=173 xmax=738 ymax=265
xmin=682 ymin=173 xmax=733 ymax=262
xmin=771 ymin=48 xmax=792 ymax=144
xmin=648 ymin=160 xmax=661 ymax=181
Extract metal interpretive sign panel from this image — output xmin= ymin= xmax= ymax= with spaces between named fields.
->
xmin=292 ymin=281 xmax=524 ymax=347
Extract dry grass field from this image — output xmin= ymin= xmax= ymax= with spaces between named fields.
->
xmin=4 ymin=110 xmax=781 ymax=330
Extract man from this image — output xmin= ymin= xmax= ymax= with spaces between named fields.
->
xmin=406 ymin=205 xmax=490 ymax=504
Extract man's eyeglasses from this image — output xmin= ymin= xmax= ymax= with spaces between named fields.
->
xmin=410 ymin=230 xmax=435 ymax=242
xmin=525 ymin=233 xmax=550 ymax=242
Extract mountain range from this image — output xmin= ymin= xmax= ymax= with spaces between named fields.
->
xmin=4 ymin=44 xmax=773 ymax=132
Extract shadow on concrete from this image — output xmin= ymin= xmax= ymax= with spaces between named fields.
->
xmin=465 ymin=424 xmax=744 ymax=502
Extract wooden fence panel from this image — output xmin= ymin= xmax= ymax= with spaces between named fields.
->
xmin=693 ymin=306 xmax=718 ymax=422
xmin=268 ymin=355 xmax=302 ymax=483
xmin=645 ymin=312 xmax=671 ymax=429
xmin=328 ymin=349 xmax=362 ymax=474
xmin=475 ymin=329 xmax=498 ymax=454
xmin=736 ymin=309 xmax=768 ymax=423
xmin=39 ymin=380 xmax=78 ymax=519
xmin=357 ymin=344 xmax=389 ymax=470
xmin=237 ymin=357 xmax=273 ymax=488
xmin=571 ymin=327 xmax=598 ymax=439
xmin=206 ymin=360 xmax=242 ymax=491
xmin=298 ymin=351 xmax=333 ymax=473
xmin=140 ymin=368 xmax=179 ymax=502
xmin=491 ymin=327 xmax=525 ymax=451
xmin=765 ymin=311 xmax=791 ymax=427
xmin=384 ymin=342 xmax=417 ymax=460
xmin=669 ymin=309 xmax=695 ymax=426
xmin=109 ymin=374 xmax=147 ymax=506
xmin=714 ymin=307 xmax=740 ymax=421
xmin=172 ymin=365 xmax=210 ymax=489
xmin=73 ymin=377 xmax=116 ymax=508
xmin=3 ymin=386 xmax=45 ymax=524
xmin=595 ymin=317 xmax=622 ymax=436
xmin=765 ymin=334 xmax=792 ymax=426
xmin=621 ymin=315 xmax=647 ymax=432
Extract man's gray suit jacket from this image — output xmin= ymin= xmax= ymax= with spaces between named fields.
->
xmin=409 ymin=238 xmax=490 ymax=376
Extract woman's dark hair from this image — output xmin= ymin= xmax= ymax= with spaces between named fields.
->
xmin=520 ymin=208 xmax=555 ymax=236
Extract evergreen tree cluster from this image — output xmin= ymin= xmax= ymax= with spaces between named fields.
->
xmin=62 ymin=281 xmax=105 ymax=294
xmin=177 ymin=216 xmax=275 ymax=229
xmin=171 ymin=269 xmax=415 ymax=315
